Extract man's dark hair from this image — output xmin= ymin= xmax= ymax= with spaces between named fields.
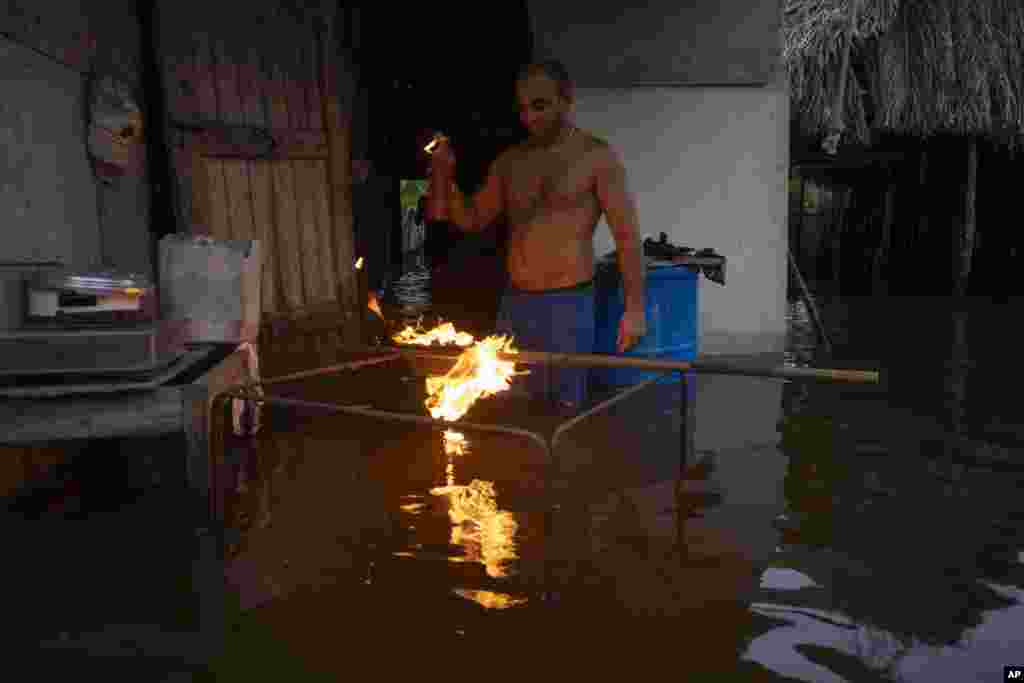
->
xmin=517 ymin=59 xmax=573 ymax=98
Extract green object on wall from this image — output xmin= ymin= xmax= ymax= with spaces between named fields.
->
xmin=400 ymin=179 xmax=428 ymax=213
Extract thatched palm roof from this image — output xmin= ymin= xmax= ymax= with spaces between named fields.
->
xmin=785 ymin=0 xmax=1024 ymax=149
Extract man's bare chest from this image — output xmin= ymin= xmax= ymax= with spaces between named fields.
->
xmin=503 ymin=150 xmax=597 ymax=216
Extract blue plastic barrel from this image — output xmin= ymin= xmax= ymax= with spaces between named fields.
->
xmin=592 ymin=263 xmax=698 ymax=389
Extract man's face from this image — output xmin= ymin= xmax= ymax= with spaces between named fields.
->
xmin=516 ymin=72 xmax=571 ymax=142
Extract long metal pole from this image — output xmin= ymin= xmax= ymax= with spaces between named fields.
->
xmin=366 ymin=345 xmax=880 ymax=384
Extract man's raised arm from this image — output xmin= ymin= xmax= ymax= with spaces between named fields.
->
xmin=430 ymin=141 xmax=505 ymax=233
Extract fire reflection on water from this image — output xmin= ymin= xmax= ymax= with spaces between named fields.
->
xmin=429 ymin=431 xmax=520 ymax=580
xmin=453 ymin=588 xmax=527 ymax=610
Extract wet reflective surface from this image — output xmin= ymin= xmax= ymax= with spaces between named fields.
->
xmin=217 ymin=295 xmax=1023 ymax=681
xmin=758 ymin=295 xmax=1024 ymax=682
xmin=7 ymin=295 xmax=1024 ymax=681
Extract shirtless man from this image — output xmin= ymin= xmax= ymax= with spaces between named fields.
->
xmin=429 ymin=59 xmax=647 ymax=410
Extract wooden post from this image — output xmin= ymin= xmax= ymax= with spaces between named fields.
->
xmin=873 ymin=170 xmax=896 ymax=295
xmin=823 ymin=187 xmax=835 ymax=286
xmin=789 ymin=245 xmax=833 ymax=353
xmin=832 ymin=188 xmax=848 ymax=292
xmin=317 ymin=5 xmax=361 ymax=347
xmin=943 ymin=309 xmax=969 ymax=466
xmin=955 ymin=136 xmax=978 ymax=298
xmin=676 ymin=370 xmax=693 ymax=555
xmin=915 ymin=146 xmax=930 ymax=292
xmin=794 ymin=173 xmax=807 ymax=292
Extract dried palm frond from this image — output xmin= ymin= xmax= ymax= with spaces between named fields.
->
xmin=786 ymin=0 xmax=1024 ymax=149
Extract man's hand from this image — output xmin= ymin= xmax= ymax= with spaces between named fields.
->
xmin=617 ymin=308 xmax=648 ymax=353
xmin=426 ymin=137 xmax=456 ymax=224
xmin=430 ymin=137 xmax=456 ymax=175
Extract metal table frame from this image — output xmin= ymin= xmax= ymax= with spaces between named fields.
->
xmin=208 ymin=344 xmax=880 ymax=527
xmin=203 ymin=345 xmax=879 ymax=622
xmin=210 ymin=350 xmax=690 ymax=524
xmin=209 ymin=348 xmax=693 ymax=611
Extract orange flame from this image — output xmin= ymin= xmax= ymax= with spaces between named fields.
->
xmin=367 ymin=291 xmax=384 ymax=319
xmin=425 ymin=335 xmax=521 ymax=422
xmin=355 ymin=257 xmax=364 ymax=270
xmin=392 ymin=319 xmax=475 ymax=347
xmin=452 ymin=589 xmax=527 ymax=610
xmin=392 ymin=319 xmax=524 ymax=422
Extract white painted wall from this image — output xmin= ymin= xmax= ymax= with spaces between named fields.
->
xmin=575 ymin=86 xmax=789 ymax=355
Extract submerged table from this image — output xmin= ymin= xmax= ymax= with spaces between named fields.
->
xmin=0 ymin=342 xmax=251 ymax=663
xmin=1 ymin=344 xmax=247 ymax=485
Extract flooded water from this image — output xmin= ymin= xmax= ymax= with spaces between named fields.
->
xmin=764 ymin=294 xmax=1024 ymax=683
xmin=9 ymin=293 xmax=1023 ymax=681
xmin=203 ymin=293 xmax=1024 ymax=681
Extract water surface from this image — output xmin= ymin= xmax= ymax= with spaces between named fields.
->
xmin=15 ymin=293 xmax=1023 ymax=682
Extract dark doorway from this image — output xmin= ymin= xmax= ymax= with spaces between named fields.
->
xmin=351 ymin=2 xmax=533 ymax=312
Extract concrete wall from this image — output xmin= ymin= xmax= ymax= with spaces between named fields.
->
xmin=576 ymin=85 xmax=789 ymax=355
xmin=530 ymin=0 xmax=788 ymax=356
xmin=0 ymin=0 xmax=150 ymax=329
xmin=528 ymin=1 xmax=778 ymax=87
xmin=0 ymin=38 xmax=101 ymax=270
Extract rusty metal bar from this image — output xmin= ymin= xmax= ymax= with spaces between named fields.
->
xmin=223 ymin=391 xmax=553 ymax=461
xmin=207 ymin=352 xmax=401 ymax=525
xmin=253 ymin=351 xmax=401 ymax=388
xmin=550 ymin=373 xmax=669 ymax=458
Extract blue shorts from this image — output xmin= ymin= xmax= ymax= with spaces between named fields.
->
xmin=494 ymin=279 xmax=595 ymax=409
